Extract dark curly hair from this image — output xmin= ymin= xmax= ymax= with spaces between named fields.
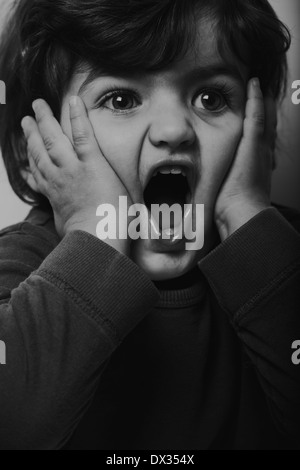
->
xmin=0 ymin=0 xmax=291 ymax=208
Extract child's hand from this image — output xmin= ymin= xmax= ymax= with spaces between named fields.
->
xmin=21 ymin=97 xmax=132 ymax=255
xmin=215 ymin=78 xmax=276 ymax=241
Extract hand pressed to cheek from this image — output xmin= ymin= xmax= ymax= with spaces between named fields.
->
xmin=21 ymin=97 xmax=132 ymax=255
xmin=61 ymin=79 xmax=142 ymax=206
xmin=32 ymin=100 xmax=77 ymax=167
xmin=214 ymin=78 xmax=274 ymax=241
xmin=21 ymin=110 xmax=82 ymax=224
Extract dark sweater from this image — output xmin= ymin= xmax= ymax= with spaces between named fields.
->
xmin=0 ymin=206 xmax=300 ymax=450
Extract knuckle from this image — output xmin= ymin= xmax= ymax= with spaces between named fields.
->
xmin=27 ymin=137 xmax=42 ymax=163
xmin=255 ymin=94 xmax=264 ymax=102
xmin=246 ymin=113 xmax=265 ymax=132
xmin=73 ymin=131 xmax=90 ymax=148
xmin=70 ymin=108 xmax=82 ymax=120
xmin=42 ymin=135 xmax=55 ymax=152
xmin=29 ymin=147 xmax=42 ymax=166
xmin=252 ymin=112 xmax=265 ymax=126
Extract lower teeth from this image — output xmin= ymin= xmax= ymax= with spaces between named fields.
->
xmin=162 ymin=229 xmax=174 ymax=237
xmin=148 ymin=205 xmax=193 ymax=244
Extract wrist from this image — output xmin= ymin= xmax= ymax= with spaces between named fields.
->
xmin=66 ymin=225 xmax=130 ymax=256
xmin=216 ymin=200 xmax=272 ymax=242
xmin=63 ymin=218 xmax=131 ymax=257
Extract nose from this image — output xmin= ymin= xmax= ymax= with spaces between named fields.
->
xmin=149 ymin=101 xmax=196 ymax=150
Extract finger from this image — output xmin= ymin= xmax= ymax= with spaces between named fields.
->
xmin=244 ymin=78 xmax=265 ymax=140
xmin=24 ymin=137 xmax=49 ymax=196
xmin=32 ymin=99 xmax=76 ymax=167
xmin=69 ymin=96 xmax=103 ymax=162
xmin=264 ymin=95 xmax=277 ymax=151
xmin=27 ymin=153 xmax=46 ymax=193
xmin=21 ymin=116 xmax=53 ymax=178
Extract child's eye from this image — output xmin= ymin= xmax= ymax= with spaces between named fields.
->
xmin=100 ymin=91 xmax=139 ymax=112
xmin=193 ymin=90 xmax=227 ymax=112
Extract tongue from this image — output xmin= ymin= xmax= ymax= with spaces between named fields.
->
xmin=150 ymin=192 xmax=185 ymax=231
xmin=160 ymin=204 xmax=183 ymax=231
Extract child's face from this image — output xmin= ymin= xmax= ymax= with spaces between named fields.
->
xmin=60 ymin=18 xmax=248 ymax=280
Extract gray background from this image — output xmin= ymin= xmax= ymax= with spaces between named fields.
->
xmin=0 ymin=0 xmax=299 ymax=230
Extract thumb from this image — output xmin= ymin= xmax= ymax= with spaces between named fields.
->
xmin=69 ymin=95 xmax=102 ymax=163
xmin=243 ymin=78 xmax=265 ymax=141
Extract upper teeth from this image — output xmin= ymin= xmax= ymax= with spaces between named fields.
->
xmin=154 ymin=166 xmax=186 ymax=177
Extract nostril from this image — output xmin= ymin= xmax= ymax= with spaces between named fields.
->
xmin=149 ymin=120 xmax=196 ymax=149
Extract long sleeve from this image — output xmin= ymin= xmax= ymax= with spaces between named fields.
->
xmin=199 ymin=208 xmax=300 ymax=443
xmin=0 ymin=220 xmax=159 ymax=449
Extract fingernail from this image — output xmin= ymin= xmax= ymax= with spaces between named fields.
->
xmin=21 ymin=116 xmax=29 ymax=131
xmin=252 ymin=78 xmax=260 ymax=88
xmin=70 ymin=96 xmax=79 ymax=107
xmin=32 ymin=100 xmax=40 ymax=113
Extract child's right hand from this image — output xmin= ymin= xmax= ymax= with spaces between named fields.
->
xmin=21 ymin=96 xmax=132 ymax=256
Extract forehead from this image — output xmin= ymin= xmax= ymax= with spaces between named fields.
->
xmin=73 ymin=16 xmax=248 ymax=94
xmin=179 ymin=17 xmax=248 ymax=83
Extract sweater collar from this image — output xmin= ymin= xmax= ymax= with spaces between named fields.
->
xmin=154 ymin=266 xmax=207 ymax=308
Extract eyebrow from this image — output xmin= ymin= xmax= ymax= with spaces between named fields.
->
xmin=78 ymin=62 xmax=246 ymax=96
xmin=186 ymin=64 xmax=246 ymax=85
xmin=78 ymin=70 xmax=110 ymax=96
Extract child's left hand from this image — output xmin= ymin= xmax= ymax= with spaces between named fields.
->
xmin=214 ymin=78 xmax=277 ymax=241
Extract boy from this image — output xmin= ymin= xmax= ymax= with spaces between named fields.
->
xmin=0 ymin=0 xmax=300 ymax=449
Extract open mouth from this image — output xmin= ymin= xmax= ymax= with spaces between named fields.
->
xmin=143 ymin=165 xmax=192 ymax=232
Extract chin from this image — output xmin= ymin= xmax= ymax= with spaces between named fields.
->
xmin=131 ymin=239 xmax=201 ymax=281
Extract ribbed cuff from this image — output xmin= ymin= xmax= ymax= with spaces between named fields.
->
xmin=199 ymin=208 xmax=300 ymax=315
xmin=36 ymin=231 xmax=160 ymax=345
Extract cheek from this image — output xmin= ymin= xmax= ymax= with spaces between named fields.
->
xmin=199 ymin=116 xmax=243 ymax=191
xmin=88 ymin=112 xmax=144 ymax=198
xmin=60 ymin=98 xmax=145 ymax=200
